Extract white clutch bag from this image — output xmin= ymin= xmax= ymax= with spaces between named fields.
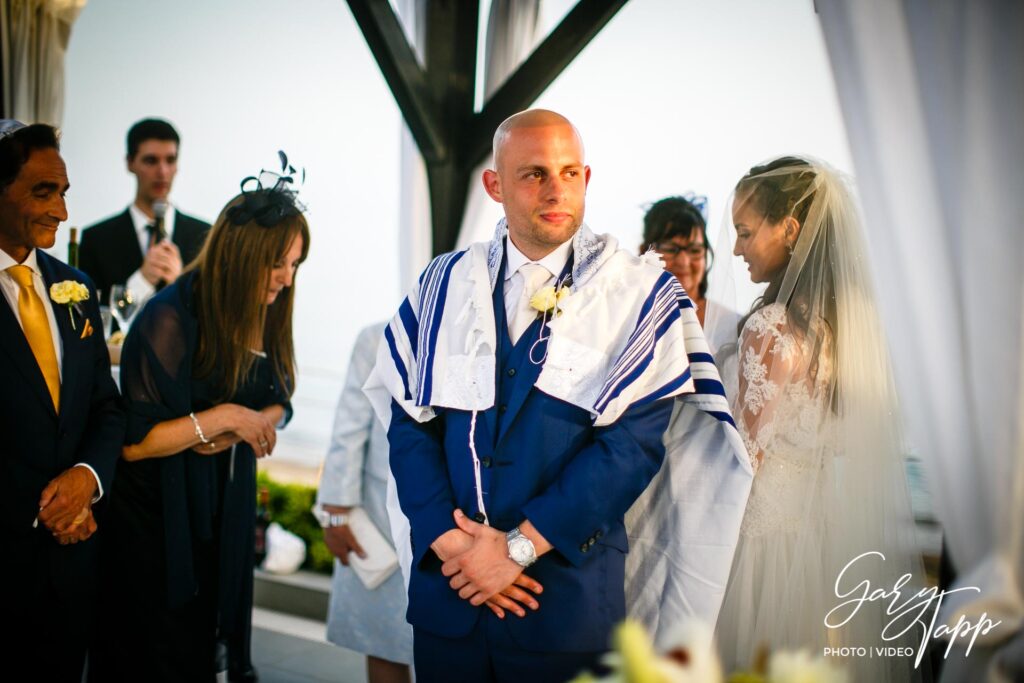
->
xmin=347 ymin=507 xmax=399 ymax=590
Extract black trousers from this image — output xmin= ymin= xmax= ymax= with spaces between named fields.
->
xmin=4 ymin=554 xmax=94 ymax=683
xmin=89 ymin=537 xmax=219 ymax=683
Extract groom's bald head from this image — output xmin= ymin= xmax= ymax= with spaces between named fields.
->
xmin=491 ymin=109 xmax=585 ymax=171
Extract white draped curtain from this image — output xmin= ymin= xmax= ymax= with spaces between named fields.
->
xmin=395 ymin=0 xmax=431 ymax=293
xmin=1 ymin=0 xmax=84 ymax=124
xmin=456 ymin=0 xmax=540 ymax=249
xmin=397 ymin=0 xmax=540 ymax=289
xmin=817 ymin=1 xmax=1024 ymax=680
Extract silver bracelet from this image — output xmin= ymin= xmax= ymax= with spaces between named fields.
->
xmin=189 ymin=412 xmax=211 ymax=444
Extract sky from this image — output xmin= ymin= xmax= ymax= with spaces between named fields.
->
xmin=58 ymin=0 xmax=852 ymax=465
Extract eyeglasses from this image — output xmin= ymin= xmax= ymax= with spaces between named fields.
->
xmin=655 ymin=242 xmax=707 ymax=259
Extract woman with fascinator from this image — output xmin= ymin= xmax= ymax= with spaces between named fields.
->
xmin=710 ymin=157 xmax=924 ymax=681
xmin=90 ymin=160 xmax=309 ymax=682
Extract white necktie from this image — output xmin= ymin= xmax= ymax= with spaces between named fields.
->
xmin=510 ymin=263 xmax=551 ymax=344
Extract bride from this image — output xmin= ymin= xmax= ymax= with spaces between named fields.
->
xmin=711 ymin=157 xmax=925 ymax=681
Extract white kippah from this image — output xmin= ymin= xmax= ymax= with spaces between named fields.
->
xmin=0 ymin=119 xmax=27 ymax=141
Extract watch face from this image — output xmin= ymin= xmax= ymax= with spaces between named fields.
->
xmin=313 ymin=507 xmax=330 ymax=527
xmin=509 ymin=536 xmax=535 ymax=565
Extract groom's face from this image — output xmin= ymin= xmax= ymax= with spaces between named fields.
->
xmin=486 ymin=123 xmax=590 ymax=256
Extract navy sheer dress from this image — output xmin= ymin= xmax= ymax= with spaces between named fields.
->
xmin=90 ymin=272 xmax=292 ymax=682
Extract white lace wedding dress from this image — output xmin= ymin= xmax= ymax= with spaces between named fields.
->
xmin=710 ymin=159 xmax=922 ymax=682
xmin=715 ymin=303 xmax=839 ymax=669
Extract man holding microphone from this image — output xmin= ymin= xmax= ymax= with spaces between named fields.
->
xmin=79 ymin=118 xmax=209 ymax=305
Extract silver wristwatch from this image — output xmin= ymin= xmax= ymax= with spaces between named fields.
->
xmin=506 ymin=527 xmax=537 ymax=568
xmin=311 ymin=504 xmax=349 ymax=528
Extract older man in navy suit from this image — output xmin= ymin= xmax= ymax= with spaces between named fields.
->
xmin=369 ymin=110 xmax=706 ymax=682
xmin=0 ymin=121 xmax=124 ymax=681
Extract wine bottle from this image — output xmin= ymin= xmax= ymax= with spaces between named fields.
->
xmin=67 ymin=227 xmax=79 ymax=268
xmin=254 ymin=487 xmax=271 ymax=567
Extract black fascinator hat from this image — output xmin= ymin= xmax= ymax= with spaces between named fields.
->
xmin=227 ymin=150 xmax=306 ymax=227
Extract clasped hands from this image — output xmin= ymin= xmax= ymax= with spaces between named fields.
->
xmin=433 ymin=509 xmax=543 ymax=620
xmin=196 ymin=404 xmax=280 ymax=458
xmin=37 ymin=465 xmax=98 ymax=545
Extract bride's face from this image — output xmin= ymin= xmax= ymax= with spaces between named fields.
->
xmin=732 ymin=193 xmax=792 ymax=284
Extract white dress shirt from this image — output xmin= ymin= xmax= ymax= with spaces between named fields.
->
xmin=503 ymin=234 xmax=573 ymax=326
xmin=126 ymin=201 xmax=177 ymax=301
xmin=0 ymin=247 xmax=103 ymax=499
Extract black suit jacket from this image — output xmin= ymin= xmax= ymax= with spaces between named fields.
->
xmin=0 ymin=251 xmax=125 ymax=620
xmin=79 ymin=208 xmax=210 ymax=304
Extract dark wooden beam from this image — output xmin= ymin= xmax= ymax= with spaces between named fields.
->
xmin=464 ymin=0 xmax=629 ymax=169
xmin=347 ymin=0 xmax=630 ymax=255
xmin=425 ymin=161 xmax=472 ymax=259
xmin=422 ymin=0 xmax=479 ymax=253
xmin=424 ymin=1 xmax=479 ymax=119
xmin=346 ymin=0 xmax=447 ymax=162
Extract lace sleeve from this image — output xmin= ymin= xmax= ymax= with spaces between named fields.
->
xmin=736 ymin=304 xmax=810 ymax=473
xmin=119 ymin=297 xmax=193 ymax=444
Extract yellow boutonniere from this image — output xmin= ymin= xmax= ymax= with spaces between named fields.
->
xmin=529 ymin=282 xmax=571 ymax=318
xmin=524 ymin=275 xmax=572 ymax=365
xmin=49 ymin=280 xmax=90 ymax=330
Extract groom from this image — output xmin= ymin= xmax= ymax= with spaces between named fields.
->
xmin=0 ymin=121 xmax=124 ymax=681
xmin=369 ymin=110 xmax=701 ymax=681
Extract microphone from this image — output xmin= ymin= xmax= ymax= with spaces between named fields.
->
xmin=152 ymin=199 xmax=168 ymax=242
xmin=151 ymin=199 xmax=170 ymax=290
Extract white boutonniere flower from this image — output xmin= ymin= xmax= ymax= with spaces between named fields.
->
xmin=529 ymin=282 xmax=571 ymax=318
xmin=49 ymin=280 xmax=90 ymax=330
xmin=525 ymin=277 xmax=572 ymax=365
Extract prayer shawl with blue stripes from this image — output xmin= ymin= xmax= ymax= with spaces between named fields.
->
xmin=364 ymin=220 xmax=752 ymax=641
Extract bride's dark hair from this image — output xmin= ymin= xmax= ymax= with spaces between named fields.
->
xmin=735 ymin=156 xmax=837 ymax=388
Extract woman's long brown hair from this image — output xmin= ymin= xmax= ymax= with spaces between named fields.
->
xmin=186 ymin=192 xmax=310 ymax=403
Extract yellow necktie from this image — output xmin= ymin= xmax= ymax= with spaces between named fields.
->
xmin=7 ymin=265 xmax=60 ymax=410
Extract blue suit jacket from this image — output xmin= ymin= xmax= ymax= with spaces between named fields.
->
xmin=0 ymin=251 xmax=124 ymax=607
xmin=389 ymin=255 xmax=673 ymax=652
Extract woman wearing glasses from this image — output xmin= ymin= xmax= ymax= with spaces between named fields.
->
xmin=640 ymin=195 xmax=737 ymax=352
xmin=90 ymin=166 xmax=310 ymax=682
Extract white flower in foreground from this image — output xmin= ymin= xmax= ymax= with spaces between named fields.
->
xmin=768 ymin=650 xmax=848 ymax=683
xmin=660 ymin=619 xmax=724 ymax=683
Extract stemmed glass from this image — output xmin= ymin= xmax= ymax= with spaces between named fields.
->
xmin=109 ymin=285 xmax=141 ymax=332
xmin=98 ymin=304 xmax=113 ymax=339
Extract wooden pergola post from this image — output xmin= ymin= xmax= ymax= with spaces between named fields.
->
xmin=346 ymin=0 xmax=629 ymax=256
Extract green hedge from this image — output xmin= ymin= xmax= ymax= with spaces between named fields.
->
xmin=256 ymin=471 xmax=334 ymax=574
